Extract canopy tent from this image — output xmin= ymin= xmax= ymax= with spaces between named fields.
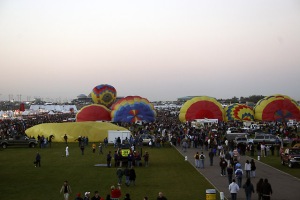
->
xmin=25 ymin=121 xmax=129 ymax=142
xmin=29 ymin=105 xmax=78 ymax=113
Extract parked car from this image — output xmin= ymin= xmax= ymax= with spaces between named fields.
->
xmin=0 ymin=136 xmax=38 ymax=149
xmin=234 ymin=137 xmax=248 ymax=145
xmin=137 ymin=134 xmax=155 ymax=145
xmin=247 ymin=133 xmax=280 ymax=145
xmin=280 ymin=147 xmax=300 ymax=168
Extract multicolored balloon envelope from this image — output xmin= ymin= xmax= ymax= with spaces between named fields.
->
xmin=224 ymin=103 xmax=254 ymax=122
xmin=91 ymin=84 xmax=117 ymax=108
xmin=111 ymin=96 xmax=156 ymax=123
xmin=254 ymin=94 xmax=300 ymax=121
xmin=179 ymin=96 xmax=224 ymax=122
xmin=76 ymin=104 xmax=111 ymax=122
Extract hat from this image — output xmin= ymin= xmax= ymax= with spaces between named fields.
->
xmin=77 ymin=193 xmax=81 ymax=197
xmin=85 ymin=192 xmax=90 ymax=196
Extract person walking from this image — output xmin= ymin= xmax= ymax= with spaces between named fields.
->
xmin=35 ymin=152 xmax=41 ymax=167
xmin=116 ymin=167 xmax=123 ymax=186
xmin=219 ymin=157 xmax=227 ymax=176
xmin=194 ymin=151 xmax=200 ymax=168
xmin=129 ymin=166 xmax=136 ymax=186
xmin=209 ymin=149 xmax=214 ymax=166
xmin=262 ymin=178 xmax=273 ymax=200
xmin=60 ymin=180 xmax=72 ymax=200
xmin=64 ymin=134 xmax=68 ymax=145
xmin=227 ymin=164 xmax=234 ymax=184
xmin=256 ymin=178 xmax=264 ymax=200
xmin=250 ymin=159 xmax=256 ymax=178
xmin=199 ymin=152 xmax=205 ymax=168
xmin=235 ymin=166 xmax=243 ymax=187
xmin=80 ymin=141 xmax=85 ymax=155
xmin=243 ymin=178 xmax=255 ymax=200
xmin=228 ymin=179 xmax=239 ymax=200
xmin=244 ymin=160 xmax=251 ymax=179
xmin=84 ymin=192 xmax=90 ymax=200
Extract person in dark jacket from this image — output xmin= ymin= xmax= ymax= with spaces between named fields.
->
xmin=243 ymin=178 xmax=254 ymax=200
xmin=256 ymin=178 xmax=264 ymax=200
xmin=262 ymin=178 xmax=272 ymax=200
xmin=35 ymin=152 xmax=41 ymax=167
xmin=107 ymin=151 xmax=112 ymax=168
xmin=129 ymin=166 xmax=136 ymax=186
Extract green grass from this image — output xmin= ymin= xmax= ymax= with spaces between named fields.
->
xmin=0 ymin=143 xmax=218 ymax=200
xmin=247 ymin=152 xmax=300 ymax=179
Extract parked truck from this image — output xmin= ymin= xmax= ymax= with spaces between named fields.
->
xmin=107 ymin=130 xmax=131 ymax=144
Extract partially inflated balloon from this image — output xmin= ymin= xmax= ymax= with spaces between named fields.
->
xmin=179 ymin=96 xmax=224 ymax=122
xmin=76 ymin=104 xmax=111 ymax=122
xmin=111 ymin=96 xmax=156 ymax=123
xmin=254 ymin=94 xmax=300 ymax=121
xmin=224 ymin=103 xmax=254 ymax=122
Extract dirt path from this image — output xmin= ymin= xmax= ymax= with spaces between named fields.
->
xmin=175 ymin=145 xmax=300 ymax=200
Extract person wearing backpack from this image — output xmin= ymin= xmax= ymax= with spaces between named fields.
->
xmin=199 ymin=152 xmax=205 ymax=169
xmin=194 ymin=152 xmax=200 ymax=168
xmin=235 ymin=166 xmax=243 ymax=187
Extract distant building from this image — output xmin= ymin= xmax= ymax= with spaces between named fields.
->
xmin=177 ymin=96 xmax=199 ymax=102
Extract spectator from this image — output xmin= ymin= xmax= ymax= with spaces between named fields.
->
xmin=35 ymin=152 xmax=41 ymax=167
xmin=243 ymin=178 xmax=254 ymax=200
xmin=84 ymin=192 xmax=90 ymax=200
xmin=107 ymin=151 xmax=112 ymax=168
xmin=143 ymin=151 xmax=149 ymax=167
xmin=75 ymin=193 xmax=83 ymax=200
xmin=110 ymin=185 xmax=121 ymax=199
xmin=129 ymin=166 xmax=136 ymax=186
xmin=262 ymin=178 xmax=273 ymax=200
xmin=124 ymin=193 xmax=131 ymax=200
xmin=235 ymin=166 xmax=243 ymax=187
xmin=91 ymin=191 xmax=101 ymax=200
xmin=116 ymin=167 xmax=124 ymax=186
xmin=250 ymin=159 xmax=256 ymax=178
xmin=157 ymin=192 xmax=167 ymax=200
xmin=228 ymin=179 xmax=239 ymax=200
xmin=194 ymin=151 xmax=200 ymax=168
xmin=227 ymin=164 xmax=234 ymax=184
xmin=60 ymin=181 xmax=72 ymax=200
xmin=256 ymin=178 xmax=264 ymax=200
xmin=244 ymin=160 xmax=251 ymax=178
xmin=219 ymin=157 xmax=227 ymax=176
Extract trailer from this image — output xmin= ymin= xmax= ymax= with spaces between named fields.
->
xmin=107 ymin=130 xmax=131 ymax=144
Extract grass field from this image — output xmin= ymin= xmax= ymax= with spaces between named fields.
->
xmin=0 ymin=143 xmax=218 ymax=200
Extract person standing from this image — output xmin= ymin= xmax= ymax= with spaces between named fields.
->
xmin=80 ymin=141 xmax=85 ymax=155
xmin=228 ymin=179 xmax=239 ymax=200
xmin=64 ymin=134 xmax=68 ymax=145
xmin=243 ymin=178 xmax=255 ymax=200
xmin=35 ymin=152 xmax=41 ymax=167
xmin=157 ymin=192 xmax=167 ymax=200
xmin=60 ymin=181 xmax=72 ymax=200
xmin=65 ymin=145 xmax=69 ymax=157
xmin=107 ymin=151 xmax=112 ymax=168
xmin=98 ymin=143 xmax=103 ymax=155
xmin=84 ymin=192 xmax=90 ymax=200
xmin=91 ymin=191 xmax=101 ymax=200
xmin=199 ymin=152 xmax=205 ymax=168
xmin=262 ymin=178 xmax=273 ymax=200
xmin=244 ymin=160 xmax=251 ymax=178
xmin=194 ymin=151 xmax=200 ymax=168
xmin=75 ymin=193 xmax=83 ymax=200
xmin=256 ymin=178 xmax=264 ymax=200
xmin=143 ymin=151 xmax=149 ymax=167
xmin=92 ymin=143 xmax=96 ymax=153
xmin=124 ymin=166 xmax=130 ymax=186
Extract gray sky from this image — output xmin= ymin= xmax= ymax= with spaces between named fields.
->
xmin=1 ymin=0 xmax=300 ymax=102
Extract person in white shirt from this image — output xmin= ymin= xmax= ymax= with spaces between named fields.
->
xmin=65 ymin=145 xmax=69 ymax=157
xmin=244 ymin=160 xmax=251 ymax=178
xmin=229 ymin=179 xmax=240 ymax=200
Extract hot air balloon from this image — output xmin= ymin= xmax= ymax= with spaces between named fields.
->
xmin=91 ymin=84 xmax=117 ymax=108
xmin=76 ymin=104 xmax=111 ymax=122
xmin=111 ymin=96 xmax=156 ymax=123
xmin=179 ymin=96 xmax=224 ymax=122
xmin=224 ymin=103 xmax=254 ymax=122
xmin=254 ymin=94 xmax=300 ymax=121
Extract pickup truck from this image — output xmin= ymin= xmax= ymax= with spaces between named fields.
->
xmin=280 ymin=147 xmax=300 ymax=168
xmin=0 ymin=136 xmax=38 ymax=149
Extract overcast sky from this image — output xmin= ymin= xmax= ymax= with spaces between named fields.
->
xmin=1 ymin=0 xmax=300 ymax=102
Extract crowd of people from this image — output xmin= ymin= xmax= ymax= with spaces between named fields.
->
xmin=2 ymin=106 xmax=298 ymax=200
